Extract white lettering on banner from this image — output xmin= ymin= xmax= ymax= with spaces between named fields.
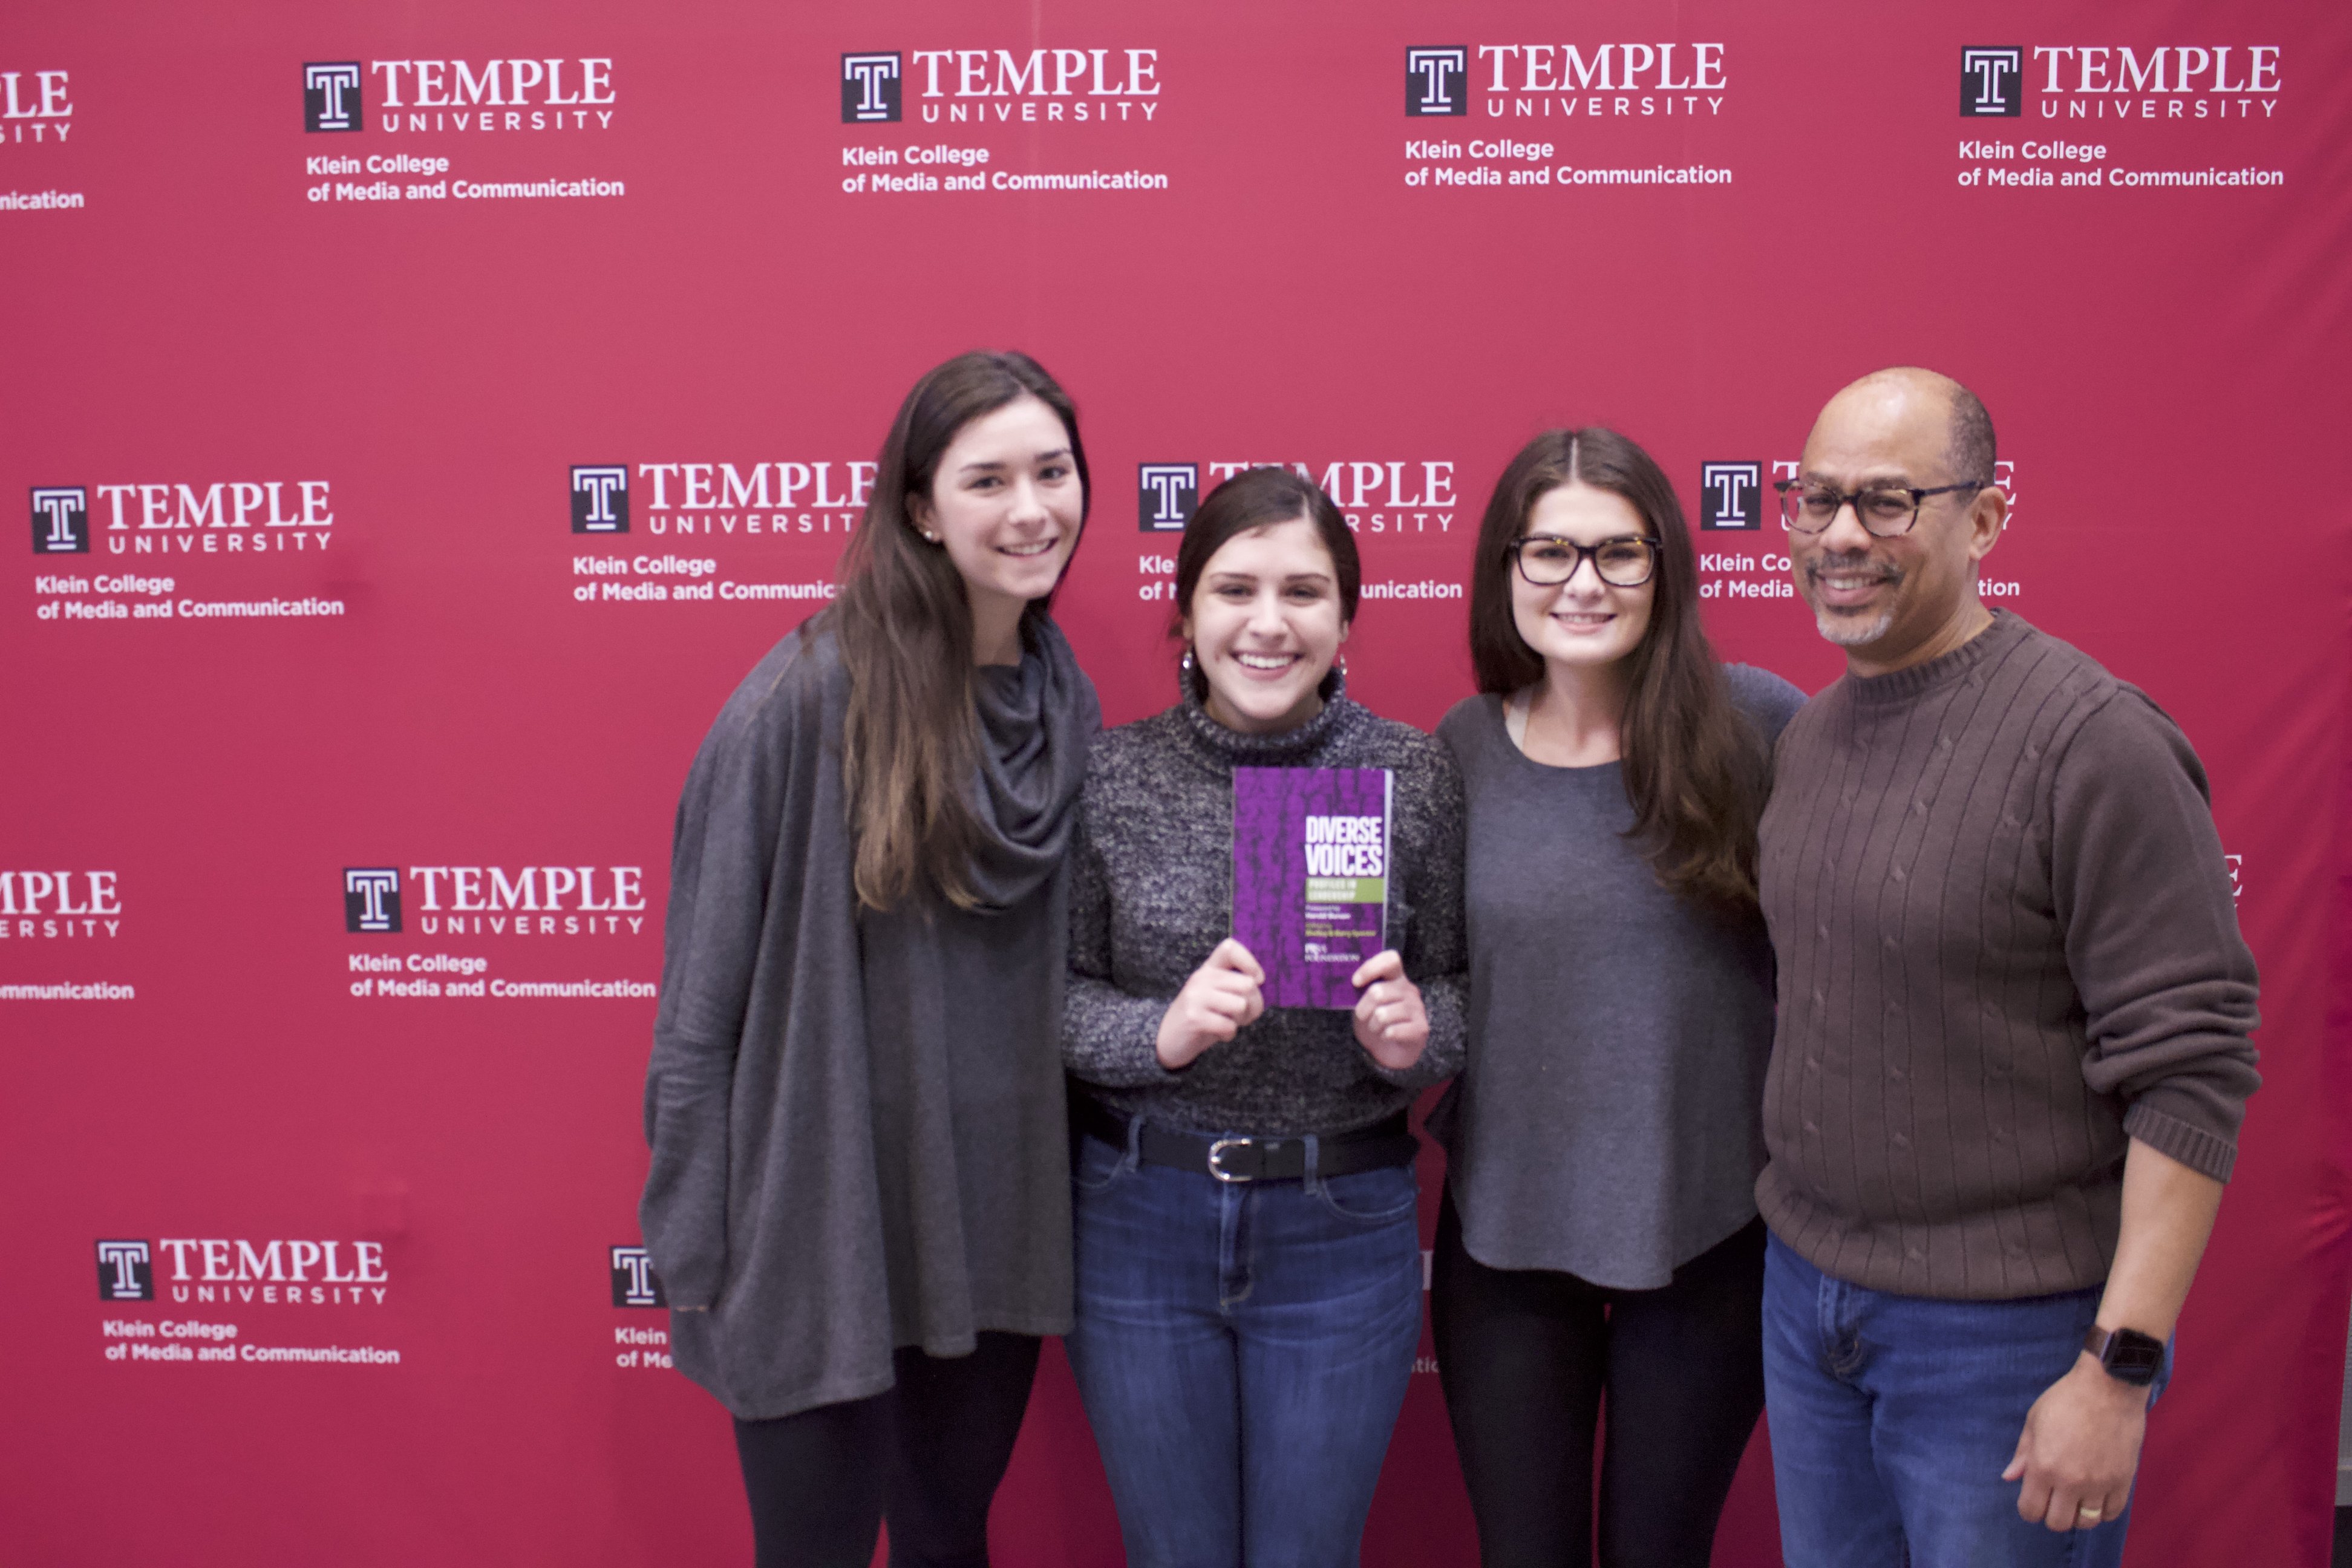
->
xmin=1128 ymin=459 xmax=1459 ymax=538
xmin=1483 ymin=96 xmax=1723 ymax=120
xmin=344 ymin=951 xmax=656 ymax=1001
xmin=350 ymin=974 xmax=658 ymax=998
xmin=1402 ymin=49 xmax=1731 ymax=192
xmin=33 ymin=479 xmax=341 ymax=564
xmin=1476 ymin=43 xmax=1726 ymax=93
xmin=858 ymin=143 xmax=996 ymax=168
xmin=99 ymin=1296 xmax=399 ymax=1366
xmin=903 ymin=51 xmax=1163 ymax=123
xmin=0 ymin=981 xmax=134 ymax=998
xmin=1956 ymin=131 xmax=2284 ymax=189
xmin=2030 ymin=46 xmax=2279 ymax=96
xmin=90 ymin=482 xmax=332 ymax=530
xmin=1949 ymin=43 xmax=2286 ymax=126
xmin=604 ymin=460 xmax=871 ymax=543
xmin=334 ymin=863 xmax=652 ymax=942
xmin=0 ymin=871 xmax=119 ymax=916
xmin=298 ymin=54 xmax=626 ymax=209
xmin=156 ymin=1238 xmax=388 ymax=1285
xmin=1 ymin=69 xmax=74 ymax=118
xmin=1465 ymin=42 xmax=1727 ymax=120
xmin=371 ymin=58 xmax=614 ymax=109
xmin=834 ymin=46 xmax=1168 ymax=192
xmin=0 ymin=69 xmax=73 ymax=142
xmin=126 ymin=1237 xmax=393 ymax=1307
xmin=984 ymin=168 xmax=1168 ymax=190
xmin=405 ymin=866 xmax=645 ymax=914
xmin=350 ymin=953 xmax=488 ymax=975
xmin=637 ymin=462 xmax=876 ymax=512
xmin=0 ymin=871 xmax=122 ymax=941
xmin=907 ymin=48 xmax=1158 ymax=100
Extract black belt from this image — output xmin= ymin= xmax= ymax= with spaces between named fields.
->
xmin=1074 ymin=1099 xmax=1417 ymax=1184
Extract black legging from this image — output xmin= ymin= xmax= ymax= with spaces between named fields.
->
xmin=732 ymin=1332 xmax=1041 ymax=1568
xmin=1430 ymin=1192 xmax=1766 ymax=1568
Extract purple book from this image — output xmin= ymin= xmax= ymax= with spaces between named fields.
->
xmin=1232 ymin=766 xmax=1394 ymax=1010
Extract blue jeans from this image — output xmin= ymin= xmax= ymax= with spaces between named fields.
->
xmin=1762 ymin=1233 xmax=2172 ymax=1568
xmin=1065 ymin=1124 xmax=1424 ymax=1568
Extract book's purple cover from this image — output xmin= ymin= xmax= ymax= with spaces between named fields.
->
xmin=1232 ymin=766 xmax=1394 ymax=1010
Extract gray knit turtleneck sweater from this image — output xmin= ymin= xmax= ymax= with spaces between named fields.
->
xmin=1063 ymin=670 xmax=1467 ymax=1136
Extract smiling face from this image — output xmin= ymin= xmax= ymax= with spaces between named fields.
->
xmin=909 ymin=393 xmax=1083 ymax=623
xmin=1181 ymin=513 xmax=1351 ymax=735
xmin=1791 ymin=372 xmax=2004 ymax=673
xmin=1510 ymin=482 xmax=1656 ymax=676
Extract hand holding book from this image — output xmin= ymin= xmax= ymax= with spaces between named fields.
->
xmin=1155 ymin=937 xmax=1267 ymax=1070
xmin=1348 ymin=949 xmax=1429 ymax=1071
xmin=1154 ymin=936 xmax=1428 ymax=1074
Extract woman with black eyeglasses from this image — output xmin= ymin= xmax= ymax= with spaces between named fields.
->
xmin=1427 ymin=428 xmax=1805 ymax=1568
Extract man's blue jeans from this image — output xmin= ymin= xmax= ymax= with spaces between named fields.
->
xmin=1065 ymin=1125 xmax=1424 ymax=1568
xmin=1763 ymin=1232 xmax=2171 ymax=1568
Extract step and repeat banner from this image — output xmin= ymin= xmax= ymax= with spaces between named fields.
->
xmin=6 ymin=2 xmax=2348 ymax=1564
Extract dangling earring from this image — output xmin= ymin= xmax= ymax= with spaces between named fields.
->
xmin=1335 ymin=655 xmax=1348 ymax=677
xmin=1179 ymin=647 xmax=1198 ymax=698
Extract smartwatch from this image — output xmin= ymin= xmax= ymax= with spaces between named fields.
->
xmin=2083 ymin=1325 xmax=2165 ymax=1387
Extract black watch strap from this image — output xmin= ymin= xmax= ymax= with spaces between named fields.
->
xmin=2083 ymin=1325 xmax=2164 ymax=1386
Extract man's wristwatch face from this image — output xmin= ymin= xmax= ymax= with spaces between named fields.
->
xmin=2085 ymin=1325 xmax=2165 ymax=1385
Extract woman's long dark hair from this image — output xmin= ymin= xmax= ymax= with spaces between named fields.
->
xmin=1467 ymin=428 xmax=1767 ymax=910
xmin=832 ymin=350 xmax=1089 ymax=912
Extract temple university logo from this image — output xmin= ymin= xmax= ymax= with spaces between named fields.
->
xmin=1 ymin=70 xmax=73 ymax=143
xmin=1406 ymin=48 xmax=1468 ymax=116
xmin=610 ymin=1246 xmax=666 ymax=1308
xmin=31 ymin=486 xmax=88 ymax=554
xmin=1699 ymin=463 xmax=1762 ymax=531
xmin=842 ymin=53 xmax=902 ymax=123
xmin=344 ymin=868 xmax=402 ymax=933
xmin=1961 ymin=48 xmax=2023 ymax=116
xmin=304 ymin=62 xmax=363 ymax=131
xmin=1138 ymin=464 xmax=1198 ymax=532
xmin=97 ymin=1240 xmax=154 ymax=1301
xmin=571 ymin=465 xmax=629 ymax=534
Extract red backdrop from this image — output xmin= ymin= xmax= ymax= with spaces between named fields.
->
xmin=6 ymin=2 xmax=2349 ymax=1563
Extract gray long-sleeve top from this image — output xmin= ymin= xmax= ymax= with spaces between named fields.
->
xmin=1428 ymin=665 xmax=1805 ymax=1289
xmin=1063 ymin=674 xmax=1468 ymax=1135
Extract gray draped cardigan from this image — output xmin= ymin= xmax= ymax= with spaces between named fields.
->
xmin=640 ymin=616 xmax=1098 ymax=1419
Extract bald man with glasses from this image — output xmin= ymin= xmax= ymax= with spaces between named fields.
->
xmin=1751 ymin=368 xmax=2260 ymax=1568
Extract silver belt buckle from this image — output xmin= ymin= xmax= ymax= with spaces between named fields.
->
xmin=1207 ymin=1136 xmax=1253 ymax=1183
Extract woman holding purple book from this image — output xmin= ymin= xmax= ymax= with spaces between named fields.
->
xmin=1061 ymin=465 xmax=1467 ymax=1567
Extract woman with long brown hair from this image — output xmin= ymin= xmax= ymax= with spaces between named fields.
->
xmin=1428 ymin=428 xmax=1803 ymax=1567
xmin=1061 ymin=466 xmax=1466 ymax=1567
xmin=639 ymin=350 xmax=1099 ymax=1567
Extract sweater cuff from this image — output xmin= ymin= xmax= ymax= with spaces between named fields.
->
xmin=2122 ymin=1099 xmax=2238 ymax=1184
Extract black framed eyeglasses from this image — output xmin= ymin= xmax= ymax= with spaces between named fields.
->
xmin=1774 ymin=478 xmax=1987 ymax=538
xmin=1508 ymin=534 xmax=1661 ymax=588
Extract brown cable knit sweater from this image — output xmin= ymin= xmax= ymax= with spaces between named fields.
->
xmin=1756 ymin=610 xmax=2259 ymax=1300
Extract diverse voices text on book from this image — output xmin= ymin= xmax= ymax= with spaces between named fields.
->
xmin=1232 ymin=766 xmax=1393 ymax=1010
